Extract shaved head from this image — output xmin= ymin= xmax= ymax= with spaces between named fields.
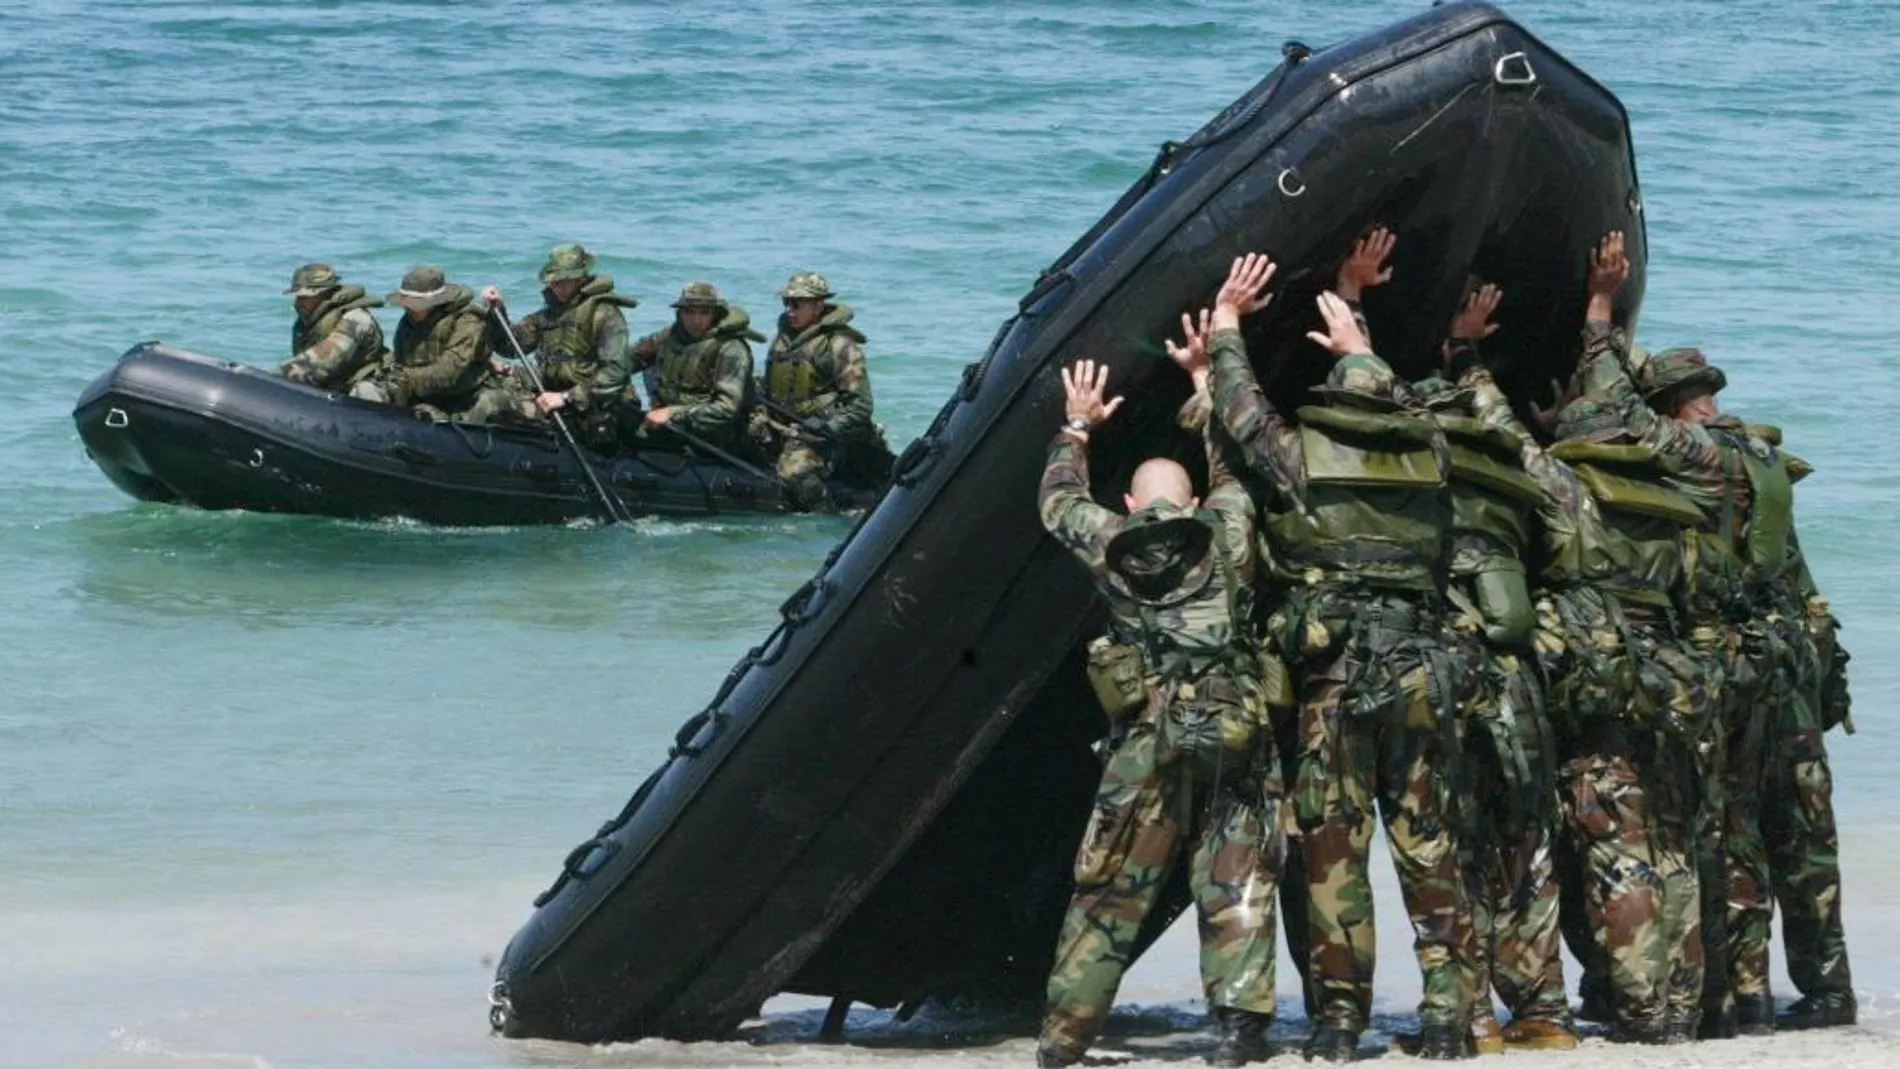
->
xmin=1126 ymin=458 xmax=1195 ymax=511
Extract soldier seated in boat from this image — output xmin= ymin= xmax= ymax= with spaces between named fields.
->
xmin=471 ymin=243 xmax=639 ymax=452
xmin=1036 ymin=315 xmax=1285 ymax=1066
xmin=351 ymin=265 xmax=494 ymax=419
xmin=748 ymin=271 xmax=886 ymax=511
xmin=628 ymin=281 xmax=763 ymax=452
xmin=280 ymin=263 xmax=388 ymax=392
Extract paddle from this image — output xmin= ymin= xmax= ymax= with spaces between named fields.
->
xmin=651 ymin=419 xmax=780 ymax=487
xmin=486 ymin=304 xmax=636 ymax=527
xmin=757 ymin=396 xmax=835 ymax=443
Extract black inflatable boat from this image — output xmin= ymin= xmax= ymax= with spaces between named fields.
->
xmin=492 ymin=0 xmax=1648 ymax=1041
xmin=73 ymin=343 xmax=890 ymax=525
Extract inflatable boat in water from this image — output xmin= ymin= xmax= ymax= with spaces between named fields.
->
xmin=72 ymin=344 xmax=891 ymax=525
xmin=491 ymin=0 xmax=1648 ymax=1041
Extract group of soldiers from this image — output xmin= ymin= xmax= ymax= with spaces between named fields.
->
xmin=1037 ymin=229 xmax=1855 ymax=1066
xmin=277 ymin=245 xmax=883 ymax=510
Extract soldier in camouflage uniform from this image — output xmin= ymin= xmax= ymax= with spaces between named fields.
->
xmin=280 ymin=263 xmax=388 ymax=392
xmin=1448 ymin=277 xmax=1714 ymax=1044
xmin=1577 ymin=232 xmax=1776 ymax=1037
xmin=1203 ymin=254 xmax=1477 ymax=1063
xmin=1037 ymin=343 xmax=1283 ymax=1069
xmin=629 ymin=281 xmax=761 ymax=449
xmin=750 ymin=272 xmax=884 ymax=511
xmin=1626 ymin=336 xmax=1856 ymax=1030
xmin=471 ymin=244 xmax=638 ymax=452
xmin=1409 ymin=286 xmax=1573 ymax=1054
xmin=353 ymin=265 xmax=493 ymax=418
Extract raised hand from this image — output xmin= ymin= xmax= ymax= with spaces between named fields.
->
xmin=1527 ymin=376 xmax=1577 ymax=435
xmin=1059 ymin=358 xmax=1124 ymax=430
xmin=1589 ymin=231 xmax=1629 ymax=297
xmin=1211 ymin=253 xmax=1278 ymax=333
xmin=1164 ymin=308 xmax=1215 ymax=389
xmin=1449 ymin=283 xmax=1503 ymax=341
xmin=1336 ymin=226 xmax=1397 ymax=303
xmin=1305 ymin=291 xmax=1372 ymax=357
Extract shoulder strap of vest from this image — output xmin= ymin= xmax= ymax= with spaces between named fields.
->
xmin=1548 ymin=439 xmax=1684 ymax=474
xmin=1297 ymin=403 xmax=1441 ymax=444
xmin=1571 ymin=463 xmax=1706 ymax=525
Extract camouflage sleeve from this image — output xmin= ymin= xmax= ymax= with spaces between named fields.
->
xmin=492 ymin=309 xmax=544 ymax=356
xmin=1206 ymin=327 xmax=1304 ymax=499
xmin=671 ymin=340 xmax=751 ymax=437
xmin=812 ymin=336 xmax=875 ymax=438
xmin=1038 ymin=431 xmax=1119 ymax=575
xmin=1461 ymin=362 xmax=1591 ymax=523
xmin=1203 ymin=424 xmax=1257 ymax=582
xmin=283 ymin=308 xmax=378 ymax=387
xmin=628 ymin=328 xmax=663 ymax=372
xmin=566 ymin=304 xmax=630 ymax=410
xmin=399 ymin=313 xmax=489 ymax=401
xmin=1575 ymin=320 xmax=1727 ymax=480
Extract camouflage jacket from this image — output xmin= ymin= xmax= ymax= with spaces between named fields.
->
xmin=283 ymin=286 xmax=387 ymax=389
xmin=1204 ymin=327 xmax=1306 ymax=500
xmin=390 ymin=293 xmax=493 ymax=406
xmin=1039 ymin=414 xmax=1257 ymax=680
xmin=632 ymin=307 xmax=763 ymax=440
xmin=763 ymin=303 xmax=874 ymax=438
xmin=502 ymin=276 xmax=635 ymax=411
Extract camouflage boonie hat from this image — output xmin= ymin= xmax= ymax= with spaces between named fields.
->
xmin=1312 ymin=353 xmax=1402 ymax=410
xmin=538 ymin=243 xmax=595 ymax=284
xmin=671 ymin=280 xmax=728 ymax=309
xmin=1411 ymin=375 xmax=1475 ymax=413
xmin=1638 ymin=346 xmax=1727 ymax=405
xmin=1554 ymin=396 xmax=1630 ymax=443
xmin=1104 ymin=505 xmax=1214 ymax=601
xmin=778 ymin=271 xmax=834 ymax=301
xmin=387 ymin=265 xmax=462 ymax=311
xmin=284 ymin=263 xmax=342 ymax=297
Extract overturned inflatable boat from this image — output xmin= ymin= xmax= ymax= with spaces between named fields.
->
xmin=73 ymin=344 xmax=890 ymax=525
xmin=492 ymin=0 xmax=1648 ymax=1041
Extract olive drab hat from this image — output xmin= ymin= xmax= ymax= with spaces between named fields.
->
xmin=670 ymin=280 xmax=728 ymax=310
xmin=284 ymin=263 xmax=342 ymax=297
xmin=1553 ymin=397 xmax=1631 ymax=443
xmin=1639 ymin=347 xmax=1728 ymax=405
xmin=1104 ymin=504 xmax=1215 ymax=601
xmin=387 ymin=265 xmax=465 ymax=311
xmin=1312 ymin=353 xmax=1403 ymax=410
xmin=1410 ymin=375 xmax=1475 ymax=414
xmin=538 ymin=243 xmax=595 ymax=285
xmin=778 ymin=271 xmax=834 ymax=301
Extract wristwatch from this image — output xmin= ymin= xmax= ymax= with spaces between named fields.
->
xmin=1064 ymin=416 xmax=1091 ymax=433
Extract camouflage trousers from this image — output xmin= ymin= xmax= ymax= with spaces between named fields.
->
xmin=1282 ymin=592 xmax=1477 ymax=1032
xmin=1534 ymin=588 xmax=1716 ymax=1035
xmin=1447 ymin=635 xmax=1567 ymax=1027
xmin=463 ymin=380 xmax=623 ymax=452
xmin=1041 ymin=725 xmax=1286 ymax=1056
xmin=747 ymin=411 xmax=836 ymax=512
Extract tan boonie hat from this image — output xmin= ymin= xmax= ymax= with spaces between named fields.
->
xmin=671 ymin=280 xmax=728 ymax=309
xmin=778 ymin=271 xmax=833 ymax=301
xmin=387 ymin=265 xmax=463 ymax=311
xmin=284 ymin=263 xmax=342 ymax=297
xmin=539 ymin=243 xmax=595 ymax=284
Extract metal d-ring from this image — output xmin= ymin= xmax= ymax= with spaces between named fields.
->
xmin=104 ymin=407 xmax=129 ymax=428
xmin=1278 ymin=168 xmax=1307 ymax=198
xmin=1494 ymin=52 xmax=1537 ymax=86
xmin=249 ymin=447 xmax=265 ymax=468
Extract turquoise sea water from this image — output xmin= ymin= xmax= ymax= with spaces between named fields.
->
xmin=2 ymin=1 xmax=1897 ymax=1065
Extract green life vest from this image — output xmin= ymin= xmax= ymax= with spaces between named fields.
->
xmin=1737 ymin=434 xmax=1794 ymax=586
xmin=536 ymin=276 xmax=638 ymax=389
xmin=1545 ymin=440 xmax=1700 ymax=611
xmin=765 ymin=303 xmax=866 ymax=415
xmin=1437 ymin=416 xmax=1542 ymax=645
xmin=391 ymin=292 xmax=490 ymax=401
xmin=291 ymin=285 xmax=386 ymax=359
xmin=1266 ymin=405 xmax=1448 ymax=592
xmin=653 ymin=306 xmax=764 ymax=407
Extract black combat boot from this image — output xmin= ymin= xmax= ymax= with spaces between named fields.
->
xmin=1207 ymin=1008 xmax=1272 ymax=1067
xmin=1777 ymin=991 xmax=1857 ymax=1031
xmin=1733 ymin=993 xmax=1775 ymax=1036
xmin=1662 ymin=1007 xmax=1697 ymax=1045
xmin=1415 ymin=1024 xmax=1472 ymax=1060
xmin=1035 ymin=1043 xmax=1081 ymax=1068
xmin=1303 ymin=1025 xmax=1360 ymax=1063
xmin=1608 ymin=1018 xmax=1668 ymax=1045
xmin=1697 ymin=1003 xmax=1738 ymax=1040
